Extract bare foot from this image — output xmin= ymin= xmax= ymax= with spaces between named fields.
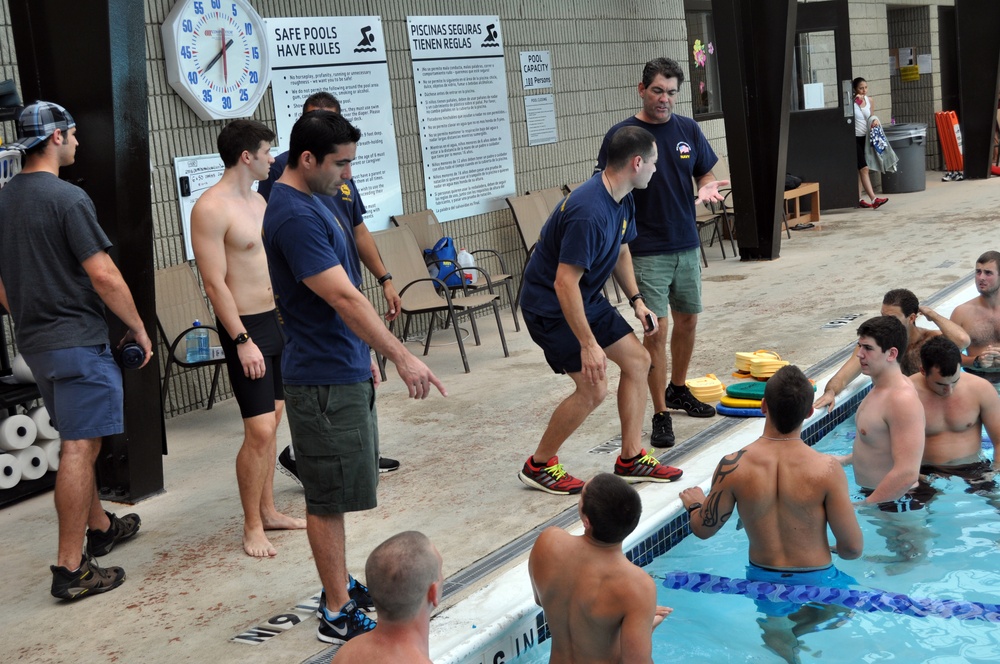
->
xmin=261 ymin=511 xmax=307 ymax=531
xmin=243 ymin=528 xmax=277 ymax=558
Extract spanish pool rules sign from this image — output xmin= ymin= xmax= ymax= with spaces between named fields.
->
xmin=407 ymin=15 xmax=516 ymax=223
xmin=520 ymin=51 xmax=552 ymax=90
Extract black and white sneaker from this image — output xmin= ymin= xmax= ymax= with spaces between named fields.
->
xmin=664 ymin=384 xmax=716 ymax=418
xmin=317 ymin=598 xmax=377 ymax=645
xmin=276 ymin=446 xmax=302 ymax=486
xmin=378 ymin=455 xmax=400 ymax=473
xmin=650 ymin=411 xmax=676 ymax=448
xmin=315 ymin=576 xmax=375 ymax=618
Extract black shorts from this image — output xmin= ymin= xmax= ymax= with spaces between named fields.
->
xmin=217 ymin=310 xmax=284 ymax=419
xmin=856 ymin=135 xmax=868 ymax=170
xmin=921 ymin=461 xmax=996 ymax=494
xmin=859 ymin=481 xmax=937 ymax=513
xmin=523 ymin=297 xmax=634 ymax=374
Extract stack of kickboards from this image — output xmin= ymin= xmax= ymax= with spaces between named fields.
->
xmin=718 ymin=380 xmax=816 ymax=417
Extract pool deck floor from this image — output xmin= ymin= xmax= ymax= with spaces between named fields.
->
xmin=3 ymin=172 xmax=1000 ymax=664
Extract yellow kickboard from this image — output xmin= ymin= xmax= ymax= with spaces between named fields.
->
xmin=720 ymin=395 xmax=762 ymax=408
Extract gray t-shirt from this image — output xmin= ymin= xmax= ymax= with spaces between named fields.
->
xmin=0 ymin=171 xmax=112 ymax=353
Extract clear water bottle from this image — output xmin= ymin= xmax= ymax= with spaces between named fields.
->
xmin=186 ymin=320 xmax=209 ymax=363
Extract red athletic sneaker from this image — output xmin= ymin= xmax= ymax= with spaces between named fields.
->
xmin=518 ymin=456 xmax=585 ymax=495
xmin=858 ymin=199 xmax=873 ymax=209
xmin=614 ymin=450 xmax=684 ymax=483
xmin=872 ymin=197 xmax=889 ymax=209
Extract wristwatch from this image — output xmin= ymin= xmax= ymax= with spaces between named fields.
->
xmin=234 ymin=332 xmax=250 ymax=345
xmin=377 ymin=272 xmax=393 ymax=285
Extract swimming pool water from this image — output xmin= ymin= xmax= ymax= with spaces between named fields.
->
xmin=517 ymin=415 xmax=1000 ymax=663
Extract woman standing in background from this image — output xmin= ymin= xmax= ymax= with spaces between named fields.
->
xmin=854 ymin=77 xmax=889 ymax=209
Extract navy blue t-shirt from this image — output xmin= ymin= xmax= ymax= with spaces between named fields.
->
xmin=597 ymin=115 xmax=717 ymax=256
xmin=520 ymin=174 xmax=637 ymax=319
xmin=262 ymin=183 xmax=370 ymax=385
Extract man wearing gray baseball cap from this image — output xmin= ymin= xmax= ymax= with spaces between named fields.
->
xmin=0 ymin=101 xmax=153 ymax=600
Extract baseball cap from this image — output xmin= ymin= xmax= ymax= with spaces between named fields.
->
xmin=6 ymin=101 xmax=75 ymax=152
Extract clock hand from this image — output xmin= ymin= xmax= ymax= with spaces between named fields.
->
xmin=221 ymin=28 xmax=228 ymax=84
xmin=202 ymin=38 xmax=234 ymax=75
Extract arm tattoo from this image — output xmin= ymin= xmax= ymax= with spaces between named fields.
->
xmin=702 ymin=450 xmax=743 ymax=528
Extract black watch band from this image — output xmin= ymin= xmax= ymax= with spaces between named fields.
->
xmin=234 ymin=332 xmax=250 ymax=345
xmin=377 ymin=272 xmax=392 ymax=285
xmin=628 ymin=292 xmax=645 ymax=306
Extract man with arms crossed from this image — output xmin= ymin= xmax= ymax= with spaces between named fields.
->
xmin=911 ymin=337 xmax=1000 ymax=491
xmin=815 ymin=288 xmax=970 ymax=411
xmin=191 ymin=119 xmax=306 ymax=558
xmin=334 ymin=531 xmax=443 ymax=663
xmin=259 ymin=91 xmax=402 ymax=478
xmin=0 ymin=101 xmax=151 ymax=598
xmin=598 ymin=57 xmax=728 ymax=450
xmin=951 ymin=251 xmax=1000 ymax=388
xmin=262 ymin=110 xmax=445 ymax=644
xmin=680 ymin=366 xmax=862 ymax=661
xmin=530 ymin=473 xmax=672 ymax=663
xmin=838 ymin=316 xmax=927 ymax=509
xmin=518 ymin=125 xmax=682 ymax=495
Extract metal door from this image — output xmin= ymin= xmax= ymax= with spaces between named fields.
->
xmin=786 ymin=0 xmax=857 ymax=210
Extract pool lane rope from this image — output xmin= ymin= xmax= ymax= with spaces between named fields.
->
xmin=661 ymin=571 xmax=1000 ymax=622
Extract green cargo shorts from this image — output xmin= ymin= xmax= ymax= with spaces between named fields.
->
xmin=284 ymin=381 xmax=379 ymax=515
xmin=632 ymin=249 xmax=703 ymax=317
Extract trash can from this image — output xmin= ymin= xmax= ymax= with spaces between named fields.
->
xmin=880 ymin=123 xmax=927 ymax=193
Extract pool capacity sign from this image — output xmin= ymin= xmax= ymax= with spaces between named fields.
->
xmin=520 ymin=51 xmax=552 ymax=89
xmin=265 ymin=16 xmax=402 ymax=231
xmin=407 ymin=16 xmax=516 ymax=222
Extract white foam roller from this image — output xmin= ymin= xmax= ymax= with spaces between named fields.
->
xmin=37 ymin=439 xmax=61 ymax=471
xmin=10 ymin=354 xmax=35 ymax=384
xmin=28 ymin=406 xmax=59 ymax=440
xmin=0 ymin=414 xmax=37 ymax=451
xmin=12 ymin=445 xmax=46 ymax=480
xmin=0 ymin=453 xmax=21 ymax=489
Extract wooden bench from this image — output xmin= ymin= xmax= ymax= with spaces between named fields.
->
xmin=783 ymin=182 xmax=821 ymax=226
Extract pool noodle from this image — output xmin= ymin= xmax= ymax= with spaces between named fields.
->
xmin=662 ymin=571 xmax=1000 ymax=622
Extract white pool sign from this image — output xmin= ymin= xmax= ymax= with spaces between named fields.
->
xmin=520 ymin=50 xmax=552 ymax=90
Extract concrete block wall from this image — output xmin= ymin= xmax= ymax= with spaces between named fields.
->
xmin=887 ymin=5 xmax=936 ymax=169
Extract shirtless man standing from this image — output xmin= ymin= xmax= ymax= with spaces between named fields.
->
xmin=951 ymin=251 xmax=1000 ymax=387
xmin=911 ymin=336 xmax=1000 ymax=491
xmin=815 ymin=288 xmax=969 ymax=412
xmin=680 ymin=365 xmax=861 ymax=659
xmin=841 ymin=316 xmax=927 ymax=508
xmin=191 ymin=120 xmax=305 ymax=557
xmin=529 ymin=473 xmax=671 ymax=663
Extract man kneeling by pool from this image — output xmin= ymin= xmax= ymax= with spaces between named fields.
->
xmin=680 ymin=366 xmax=862 ymax=618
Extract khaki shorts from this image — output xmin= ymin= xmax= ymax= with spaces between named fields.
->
xmin=284 ymin=381 xmax=379 ymax=515
xmin=632 ymin=249 xmax=703 ymax=317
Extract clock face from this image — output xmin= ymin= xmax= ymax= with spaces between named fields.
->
xmin=162 ymin=0 xmax=271 ymax=121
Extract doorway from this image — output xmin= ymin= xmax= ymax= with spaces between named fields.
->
xmin=786 ymin=0 xmax=856 ymax=210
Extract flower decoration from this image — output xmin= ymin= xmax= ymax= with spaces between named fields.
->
xmin=707 ymin=42 xmax=715 ymax=55
xmin=693 ymin=39 xmax=707 ymax=68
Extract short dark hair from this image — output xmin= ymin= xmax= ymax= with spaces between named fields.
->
xmin=217 ymin=119 xmax=275 ymax=168
xmin=642 ymin=57 xmax=685 ymax=88
xmin=852 ymin=77 xmax=867 ymax=93
xmin=302 ymin=91 xmax=340 ymax=114
xmin=23 ymin=135 xmax=52 ymax=159
xmin=857 ymin=315 xmax=908 ymax=356
xmin=287 ymin=110 xmax=361 ymax=168
xmin=364 ymin=531 xmax=440 ymax=622
xmin=605 ymin=126 xmax=656 ymax=170
xmin=581 ymin=473 xmax=642 ymax=544
xmin=920 ymin=336 xmax=962 ymax=376
xmin=883 ymin=289 xmax=919 ymax=317
xmin=977 ymin=251 xmax=1000 ymax=271
xmin=763 ymin=365 xmax=814 ymax=434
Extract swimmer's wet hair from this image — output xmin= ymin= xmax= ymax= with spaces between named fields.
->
xmin=919 ymin=336 xmax=962 ymax=377
xmin=582 ymin=473 xmax=641 ymax=544
xmin=217 ymin=119 xmax=275 ymax=168
xmin=857 ymin=315 xmax=908 ymax=357
xmin=763 ymin=365 xmax=813 ymax=434
xmin=883 ymin=289 xmax=918 ymax=317
xmin=977 ymin=251 xmax=1000 ymax=270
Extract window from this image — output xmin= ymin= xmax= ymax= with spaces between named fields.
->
xmin=791 ymin=30 xmax=839 ymax=111
xmin=685 ymin=1 xmax=723 ymax=120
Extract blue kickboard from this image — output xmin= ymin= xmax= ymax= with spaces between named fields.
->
xmin=717 ymin=404 xmax=765 ymax=418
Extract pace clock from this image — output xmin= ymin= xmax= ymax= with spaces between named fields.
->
xmin=161 ymin=0 xmax=271 ymax=121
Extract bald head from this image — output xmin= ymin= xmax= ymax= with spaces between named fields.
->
xmin=364 ymin=531 xmax=442 ymax=622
